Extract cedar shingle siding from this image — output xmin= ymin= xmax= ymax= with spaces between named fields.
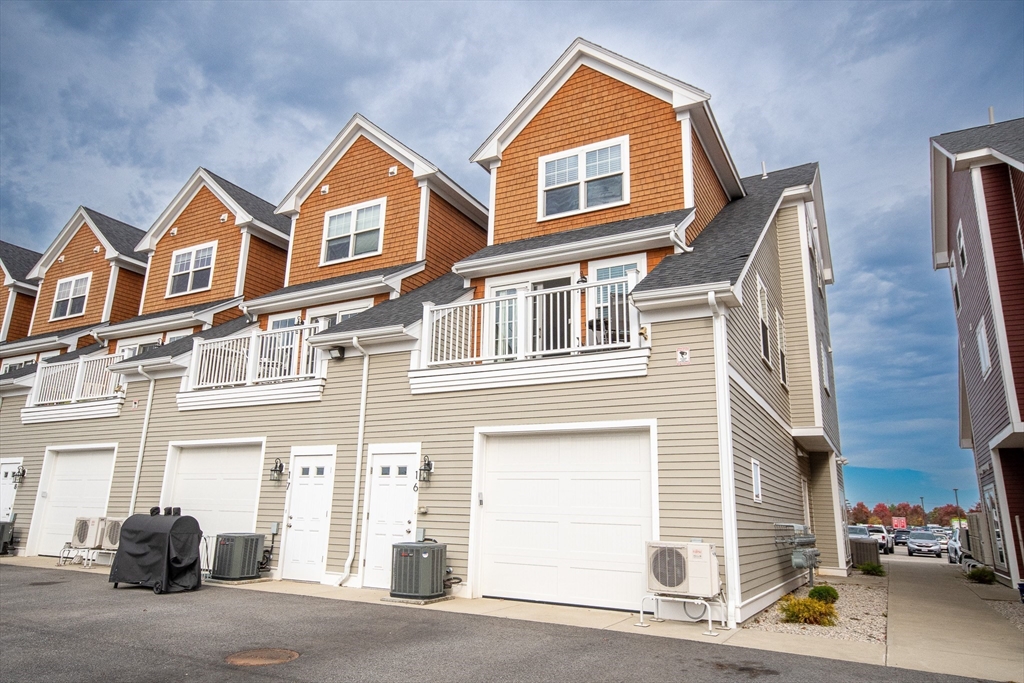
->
xmin=30 ymin=223 xmax=111 ymax=336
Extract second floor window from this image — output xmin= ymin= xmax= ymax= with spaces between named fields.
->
xmin=956 ymin=221 xmax=967 ymax=271
xmin=777 ymin=311 xmax=788 ymax=386
xmin=168 ymin=242 xmax=216 ymax=296
xmin=322 ymin=199 xmax=385 ymax=264
xmin=52 ymin=273 xmax=90 ymax=320
xmin=757 ymin=276 xmax=771 ymax=365
xmin=539 ymin=136 xmax=629 ymax=219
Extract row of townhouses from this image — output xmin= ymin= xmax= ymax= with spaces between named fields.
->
xmin=0 ymin=39 xmax=848 ymax=626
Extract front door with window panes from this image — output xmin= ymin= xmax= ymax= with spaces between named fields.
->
xmin=531 ymin=277 xmax=573 ymax=354
xmin=282 ymin=455 xmax=333 ymax=582
xmin=492 ymin=288 xmax=520 ymax=358
xmin=363 ymin=452 xmax=419 ymax=589
xmin=590 ymin=264 xmax=635 ymax=346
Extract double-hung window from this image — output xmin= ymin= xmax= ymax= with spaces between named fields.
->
xmin=977 ymin=318 xmax=991 ymax=377
xmin=956 ymin=221 xmax=967 ymax=272
xmin=538 ymin=136 xmax=629 ymax=219
xmin=777 ymin=310 xmax=788 ymax=386
xmin=752 ymin=459 xmax=763 ymax=503
xmin=950 ymin=257 xmax=961 ymax=313
xmin=322 ymin=198 xmax=385 ymax=265
xmin=168 ymin=242 xmax=216 ymax=296
xmin=821 ymin=341 xmax=831 ymax=394
xmin=757 ymin=276 xmax=771 ymax=365
xmin=51 ymin=273 xmax=91 ymax=320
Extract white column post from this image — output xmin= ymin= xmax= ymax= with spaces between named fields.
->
xmin=627 ymin=270 xmax=641 ymax=348
xmin=71 ymin=357 xmax=86 ymax=402
xmin=419 ymin=301 xmax=434 ymax=368
xmin=516 ymin=290 xmax=529 ymax=360
xmin=246 ymin=329 xmax=260 ymax=385
xmin=187 ymin=337 xmax=201 ymax=391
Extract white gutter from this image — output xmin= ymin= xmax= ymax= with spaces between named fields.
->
xmin=669 ymin=227 xmax=693 ymax=253
xmin=336 ymin=336 xmax=370 ymax=587
xmin=128 ymin=365 xmax=157 ymax=515
xmin=709 ymin=291 xmax=741 ymax=628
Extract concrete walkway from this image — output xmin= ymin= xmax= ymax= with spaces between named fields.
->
xmin=886 ymin=553 xmax=1023 ymax=681
xmin=3 ymin=553 xmax=1022 ymax=681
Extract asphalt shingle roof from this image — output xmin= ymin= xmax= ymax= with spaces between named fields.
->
xmin=41 ymin=342 xmax=106 ymax=364
xmin=0 ymin=322 xmax=97 ymax=353
xmin=0 ymin=361 xmax=37 ymax=380
xmin=316 ymin=272 xmax=469 ymax=336
xmin=932 ymin=118 xmax=1024 ymax=165
xmin=83 ymin=208 xmax=148 ymax=263
xmin=634 ymin=162 xmax=819 ymax=293
xmin=248 ymin=262 xmax=422 ymax=302
xmin=126 ymin=314 xmax=254 ymax=363
xmin=0 ymin=241 xmax=42 ymax=283
xmin=104 ymin=297 xmax=239 ymax=328
xmin=204 ymin=169 xmax=292 ymax=236
xmin=459 ymin=208 xmax=694 ymax=263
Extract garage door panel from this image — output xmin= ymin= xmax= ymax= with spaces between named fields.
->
xmin=36 ymin=449 xmax=115 ymax=556
xmin=481 ymin=430 xmax=651 ymax=611
xmin=165 ymin=446 xmax=260 ymax=542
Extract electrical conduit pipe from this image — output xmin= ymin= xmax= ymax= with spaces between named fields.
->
xmin=128 ymin=366 xmax=156 ymax=515
xmin=335 ymin=336 xmax=369 ymax=587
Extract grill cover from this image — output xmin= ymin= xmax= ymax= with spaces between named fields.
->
xmin=108 ymin=513 xmax=203 ymax=593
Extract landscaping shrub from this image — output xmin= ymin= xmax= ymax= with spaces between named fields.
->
xmin=857 ymin=562 xmax=886 ymax=576
xmin=778 ymin=595 xmax=837 ymax=626
xmin=808 ymin=585 xmax=839 ymax=604
xmin=967 ymin=566 xmax=995 ymax=584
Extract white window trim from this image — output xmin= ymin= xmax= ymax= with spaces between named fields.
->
xmin=585 ymin=253 xmax=645 ymax=336
xmin=484 ymin=263 xmax=581 ymax=295
xmin=268 ymin=311 xmax=303 ymax=328
xmin=116 ymin=333 xmax=164 ymax=357
xmin=751 ymin=459 xmax=762 ymax=503
xmin=319 ymin=197 xmax=387 ymax=267
xmin=821 ymin=340 xmax=831 ymax=395
xmin=756 ymin=275 xmax=771 ymax=367
xmin=777 ymin=310 xmax=788 ymax=389
xmin=956 ymin=220 xmax=968 ymax=274
xmin=49 ymin=272 xmax=93 ymax=322
xmin=950 ymin=256 xmax=961 ymax=315
xmin=1 ymin=353 xmax=36 ymax=375
xmin=536 ymin=135 xmax=630 ymax=222
xmin=305 ymin=298 xmax=374 ymax=326
xmin=977 ymin=318 xmax=992 ymax=378
xmin=165 ymin=240 xmax=218 ymax=299
xmin=165 ymin=327 xmax=194 ymax=343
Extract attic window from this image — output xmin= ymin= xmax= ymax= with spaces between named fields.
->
xmin=51 ymin=273 xmax=91 ymax=320
xmin=321 ymin=197 xmax=386 ymax=265
xmin=167 ymin=241 xmax=217 ymax=297
xmin=538 ymin=136 xmax=629 ymax=220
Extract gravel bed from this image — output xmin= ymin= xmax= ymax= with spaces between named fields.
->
xmin=987 ymin=600 xmax=1024 ymax=632
xmin=743 ymin=582 xmax=887 ymax=643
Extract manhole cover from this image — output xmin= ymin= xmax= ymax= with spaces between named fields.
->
xmin=225 ymin=649 xmax=299 ymax=666
xmin=29 ymin=581 xmax=65 ymax=586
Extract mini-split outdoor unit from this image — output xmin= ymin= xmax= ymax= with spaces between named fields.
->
xmin=71 ymin=517 xmax=105 ymax=549
xmin=100 ymin=518 xmax=125 ymax=551
xmin=212 ymin=533 xmax=265 ymax=580
xmin=645 ymin=541 xmax=721 ymax=599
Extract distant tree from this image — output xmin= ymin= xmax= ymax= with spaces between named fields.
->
xmin=929 ymin=503 xmax=961 ymax=526
xmin=871 ymin=503 xmax=893 ymax=526
xmin=892 ymin=501 xmax=914 ymax=519
xmin=868 ymin=515 xmax=882 ymax=525
xmin=850 ymin=502 xmax=870 ymax=524
xmin=908 ymin=504 xmax=926 ymax=526
xmin=968 ymin=502 xmax=982 ymax=513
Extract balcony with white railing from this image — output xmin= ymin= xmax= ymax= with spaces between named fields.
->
xmin=420 ymin=272 xmax=644 ymax=370
xmin=187 ymin=323 xmax=324 ymax=391
xmin=31 ymin=353 xmax=125 ymax=406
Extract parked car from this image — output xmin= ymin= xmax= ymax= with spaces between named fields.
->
xmin=867 ymin=525 xmax=894 ymax=554
xmin=933 ymin=532 xmax=950 ymax=553
xmin=848 ymin=525 xmax=871 ymax=541
xmin=907 ymin=531 xmax=943 ymax=557
xmin=893 ymin=529 xmax=910 ymax=546
xmin=947 ymin=527 xmax=968 ymax=564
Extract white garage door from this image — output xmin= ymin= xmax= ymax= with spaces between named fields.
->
xmin=479 ymin=430 xmax=652 ymax=610
xmin=163 ymin=444 xmax=262 ymax=544
xmin=35 ymin=448 xmax=115 ymax=556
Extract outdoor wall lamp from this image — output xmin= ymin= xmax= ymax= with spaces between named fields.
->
xmin=11 ymin=465 xmax=26 ymax=488
xmin=328 ymin=347 xmax=345 ymax=361
xmin=417 ymin=455 xmax=434 ymax=484
xmin=269 ymin=458 xmax=285 ymax=481
xmin=577 ymin=276 xmax=588 ymax=284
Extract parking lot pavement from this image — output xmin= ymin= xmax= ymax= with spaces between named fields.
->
xmin=0 ymin=565 xmax=983 ymax=683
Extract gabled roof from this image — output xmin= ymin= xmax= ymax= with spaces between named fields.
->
xmin=27 ymin=207 xmax=147 ymax=280
xmin=470 ymin=37 xmax=744 ymax=199
xmin=95 ymin=297 xmax=241 ymax=339
xmin=633 ymin=163 xmax=820 ymax=294
xmin=0 ymin=240 xmax=42 ymax=287
xmin=242 ymin=262 xmax=423 ymax=315
xmin=274 ymin=113 xmax=487 ymax=226
xmin=135 ymin=168 xmax=290 ymax=253
xmin=311 ymin=272 xmax=469 ymax=346
xmin=929 ymin=117 xmax=1024 ymax=269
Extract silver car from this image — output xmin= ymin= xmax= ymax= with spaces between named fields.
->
xmin=947 ymin=528 xmax=968 ymax=564
xmin=907 ymin=531 xmax=942 ymax=557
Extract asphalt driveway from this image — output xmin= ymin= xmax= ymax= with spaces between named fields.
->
xmin=0 ymin=564 xmax=985 ymax=683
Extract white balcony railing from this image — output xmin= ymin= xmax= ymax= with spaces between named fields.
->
xmin=422 ymin=273 xmax=641 ymax=367
xmin=189 ymin=323 xmax=324 ymax=390
xmin=32 ymin=353 xmax=125 ymax=405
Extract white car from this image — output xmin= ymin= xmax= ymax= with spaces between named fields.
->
xmin=867 ymin=525 xmax=894 ymax=554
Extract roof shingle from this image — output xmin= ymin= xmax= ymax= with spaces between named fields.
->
xmin=0 ymin=240 xmax=42 ymax=283
xmin=204 ymin=169 xmax=292 ymax=236
xmin=82 ymin=208 xmax=148 ymax=263
xmin=932 ymin=118 xmax=1024 ymax=165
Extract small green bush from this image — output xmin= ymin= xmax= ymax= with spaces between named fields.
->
xmin=779 ymin=595 xmax=837 ymax=626
xmin=857 ymin=562 xmax=886 ymax=576
xmin=808 ymin=585 xmax=839 ymax=604
xmin=967 ymin=566 xmax=995 ymax=584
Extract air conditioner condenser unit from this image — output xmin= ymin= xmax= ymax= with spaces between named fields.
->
xmin=100 ymin=517 xmax=125 ymax=550
xmin=646 ymin=541 xmax=721 ymax=599
xmin=71 ymin=517 xmax=105 ymax=549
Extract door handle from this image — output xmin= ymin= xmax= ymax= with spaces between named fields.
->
xmin=405 ymin=528 xmax=411 ymax=533
xmin=287 ymin=523 xmax=292 ymax=528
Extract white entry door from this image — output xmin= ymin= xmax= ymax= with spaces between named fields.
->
xmin=1 ymin=461 xmax=22 ymax=522
xmin=363 ymin=449 xmax=419 ymax=589
xmin=478 ymin=430 xmax=652 ymax=610
xmin=282 ymin=454 xmax=333 ymax=582
xmin=34 ymin=448 xmax=115 ymax=556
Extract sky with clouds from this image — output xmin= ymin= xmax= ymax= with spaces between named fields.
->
xmin=1 ymin=1 xmax=1022 ymax=509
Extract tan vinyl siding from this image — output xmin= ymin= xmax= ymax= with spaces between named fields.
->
xmin=730 ymin=379 xmax=807 ymax=599
xmin=813 ymin=256 xmax=840 ymax=450
xmin=727 ymin=212 xmax=791 ymax=423
xmin=0 ymin=382 xmax=150 ymax=553
xmin=777 ymin=205 xmax=816 ymax=427
xmin=808 ymin=451 xmax=840 ymax=568
xmin=355 ymin=317 xmax=724 ymax=582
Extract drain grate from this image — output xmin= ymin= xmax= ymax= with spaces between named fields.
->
xmin=226 ymin=649 xmax=299 ymax=667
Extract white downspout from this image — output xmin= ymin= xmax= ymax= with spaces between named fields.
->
xmin=709 ymin=291 xmax=741 ymax=628
xmin=670 ymin=225 xmax=693 ymax=253
xmin=128 ymin=365 xmax=156 ymax=515
xmin=335 ymin=336 xmax=369 ymax=587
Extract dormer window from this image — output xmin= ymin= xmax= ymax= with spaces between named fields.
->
xmin=538 ymin=136 xmax=629 ymax=220
xmin=167 ymin=241 xmax=216 ymax=297
xmin=321 ymin=198 xmax=386 ymax=265
xmin=51 ymin=273 xmax=91 ymax=320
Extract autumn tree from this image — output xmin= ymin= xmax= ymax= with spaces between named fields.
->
xmin=871 ymin=503 xmax=893 ymax=526
xmin=850 ymin=502 xmax=870 ymax=524
xmin=928 ymin=503 xmax=962 ymax=526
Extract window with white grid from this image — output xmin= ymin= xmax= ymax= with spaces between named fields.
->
xmin=322 ymin=198 xmax=386 ymax=265
xmin=757 ymin=276 xmax=771 ymax=365
xmin=167 ymin=241 xmax=216 ymax=296
xmin=538 ymin=136 xmax=629 ymax=219
xmin=51 ymin=273 xmax=91 ymax=320
xmin=777 ymin=310 xmax=788 ymax=387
